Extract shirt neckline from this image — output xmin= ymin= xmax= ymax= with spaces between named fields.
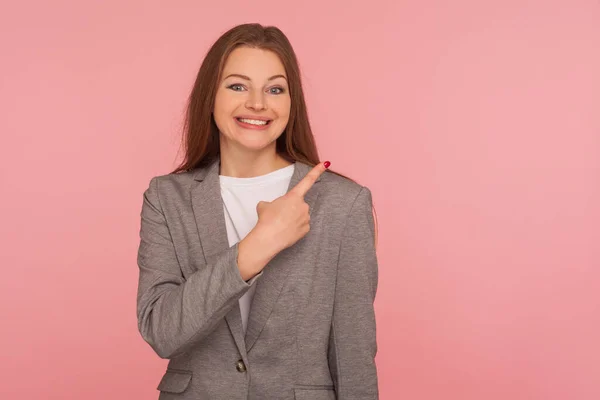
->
xmin=219 ymin=163 xmax=295 ymax=187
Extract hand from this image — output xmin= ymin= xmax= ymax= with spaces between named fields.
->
xmin=237 ymin=161 xmax=330 ymax=280
xmin=255 ymin=161 xmax=329 ymax=253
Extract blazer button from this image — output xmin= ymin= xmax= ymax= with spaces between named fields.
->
xmin=236 ymin=360 xmax=246 ymax=373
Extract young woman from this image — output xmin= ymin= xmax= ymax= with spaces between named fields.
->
xmin=137 ymin=23 xmax=379 ymax=400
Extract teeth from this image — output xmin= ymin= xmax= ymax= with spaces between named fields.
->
xmin=238 ymin=118 xmax=268 ymax=126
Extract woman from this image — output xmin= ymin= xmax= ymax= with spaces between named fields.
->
xmin=137 ymin=23 xmax=379 ymax=400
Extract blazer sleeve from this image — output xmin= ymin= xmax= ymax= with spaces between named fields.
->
xmin=136 ymin=177 xmax=259 ymax=359
xmin=328 ymin=186 xmax=379 ymax=400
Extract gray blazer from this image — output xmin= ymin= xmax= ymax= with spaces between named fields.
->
xmin=137 ymin=159 xmax=378 ymax=400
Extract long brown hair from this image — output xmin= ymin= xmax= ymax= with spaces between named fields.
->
xmin=172 ymin=23 xmax=378 ymax=247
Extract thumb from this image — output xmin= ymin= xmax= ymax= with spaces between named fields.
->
xmin=256 ymin=200 xmax=269 ymax=214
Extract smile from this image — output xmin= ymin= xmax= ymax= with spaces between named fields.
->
xmin=236 ymin=118 xmax=271 ymax=126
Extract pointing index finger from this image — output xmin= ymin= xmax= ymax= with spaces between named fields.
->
xmin=290 ymin=161 xmax=329 ymax=197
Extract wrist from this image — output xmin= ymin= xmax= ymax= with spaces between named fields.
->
xmin=237 ymin=230 xmax=276 ymax=280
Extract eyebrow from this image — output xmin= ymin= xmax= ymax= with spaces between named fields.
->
xmin=223 ymin=73 xmax=287 ymax=82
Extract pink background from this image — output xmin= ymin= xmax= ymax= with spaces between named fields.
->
xmin=1 ymin=1 xmax=599 ymax=399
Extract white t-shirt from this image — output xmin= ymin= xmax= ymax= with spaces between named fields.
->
xmin=219 ymin=163 xmax=295 ymax=334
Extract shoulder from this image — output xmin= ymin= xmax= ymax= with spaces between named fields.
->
xmin=143 ymin=169 xmax=197 ymax=201
xmin=318 ymin=170 xmax=373 ymax=211
xmin=148 ymin=170 xmax=196 ymax=187
xmin=315 ymin=170 xmax=375 ymax=240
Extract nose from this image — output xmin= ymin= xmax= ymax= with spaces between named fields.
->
xmin=245 ymin=88 xmax=267 ymax=111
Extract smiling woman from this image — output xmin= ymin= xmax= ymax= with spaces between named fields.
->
xmin=214 ymin=47 xmax=291 ymax=161
xmin=171 ymin=23 xmax=319 ymax=177
xmin=137 ymin=23 xmax=379 ymax=400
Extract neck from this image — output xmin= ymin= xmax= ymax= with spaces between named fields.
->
xmin=219 ymin=142 xmax=292 ymax=178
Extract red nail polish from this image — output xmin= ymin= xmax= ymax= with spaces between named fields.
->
xmin=324 ymin=161 xmax=331 ymax=169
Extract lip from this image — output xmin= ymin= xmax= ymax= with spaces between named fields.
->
xmin=235 ymin=115 xmax=272 ymax=121
xmin=234 ymin=116 xmax=272 ymax=130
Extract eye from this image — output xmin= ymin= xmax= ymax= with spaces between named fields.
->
xmin=268 ymin=87 xmax=286 ymax=95
xmin=227 ymin=84 xmax=246 ymax=92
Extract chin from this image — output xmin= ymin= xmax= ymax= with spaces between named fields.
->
xmin=231 ymin=131 xmax=283 ymax=151
xmin=237 ymin=140 xmax=277 ymax=152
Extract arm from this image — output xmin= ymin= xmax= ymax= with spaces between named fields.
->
xmin=328 ymin=187 xmax=379 ymax=399
xmin=136 ymin=177 xmax=261 ymax=359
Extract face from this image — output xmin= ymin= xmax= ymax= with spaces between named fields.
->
xmin=213 ymin=46 xmax=291 ymax=154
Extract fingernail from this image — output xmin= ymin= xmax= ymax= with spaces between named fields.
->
xmin=324 ymin=161 xmax=331 ymax=169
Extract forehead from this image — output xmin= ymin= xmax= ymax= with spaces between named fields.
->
xmin=221 ymin=46 xmax=286 ymax=78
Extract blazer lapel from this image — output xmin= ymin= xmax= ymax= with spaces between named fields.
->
xmin=244 ymin=161 xmax=322 ymax=352
xmin=190 ymin=158 xmax=247 ymax=356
